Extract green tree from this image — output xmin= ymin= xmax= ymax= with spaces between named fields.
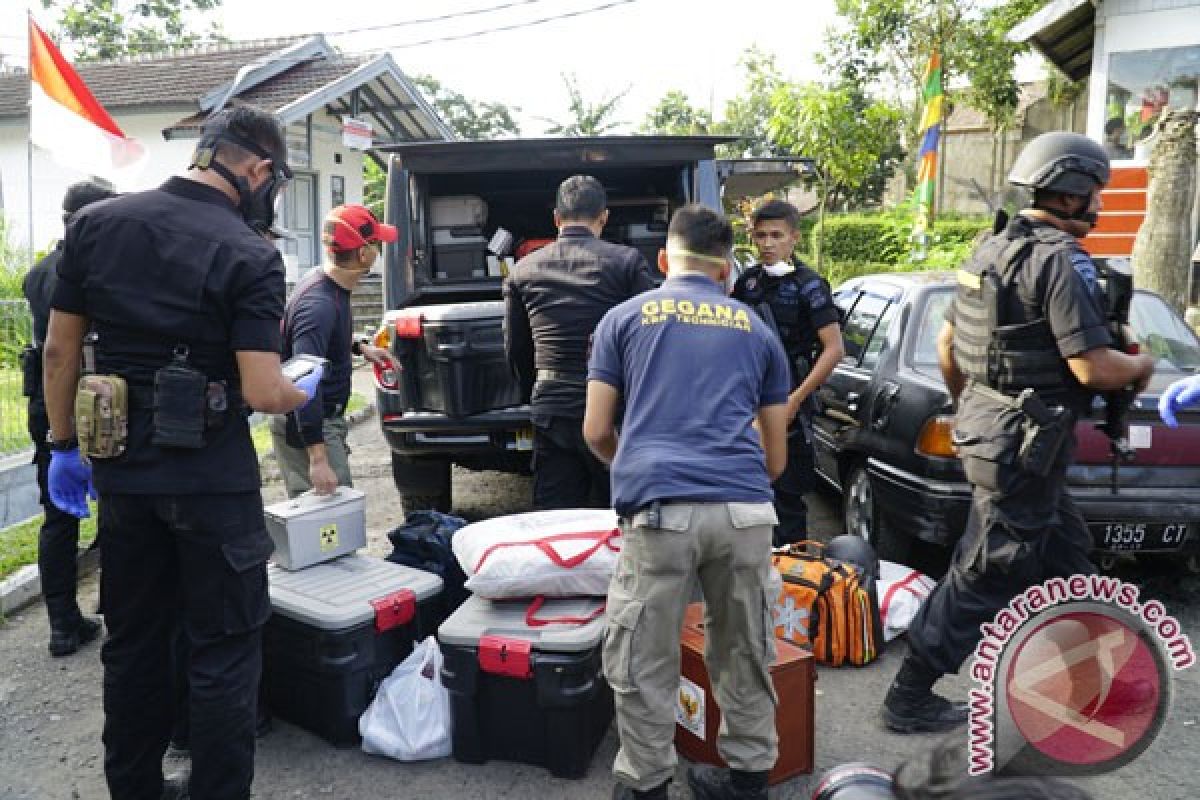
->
xmin=769 ymin=83 xmax=905 ymax=264
xmin=540 ymin=73 xmax=628 ymax=137
xmin=714 ymin=48 xmax=789 ymax=158
xmin=411 ymin=74 xmax=521 ymax=140
xmin=41 ymin=0 xmax=225 ymax=61
xmin=641 ymin=90 xmax=711 ymax=135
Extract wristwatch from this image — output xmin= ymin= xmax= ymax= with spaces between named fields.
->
xmin=48 ymin=434 xmax=79 ymax=452
xmin=351 ymin=336 xmax=370 ymax=356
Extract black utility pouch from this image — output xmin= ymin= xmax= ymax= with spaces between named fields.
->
xmin=19 ymin=344 xmax=40 ymax=398
xmin=1015 ymin=389 xmax=1072 ymax=478
xmin=153 ymin=346 xmax=207 ymax=449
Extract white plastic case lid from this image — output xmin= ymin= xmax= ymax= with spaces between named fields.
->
xmin=268 ymin=553 xmax=443 ymax=631
xmin=438 ymin=594 xmax=607 ymax=653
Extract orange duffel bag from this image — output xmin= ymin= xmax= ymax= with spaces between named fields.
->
xmin=771 ymin=541 xmax=884 ymax=667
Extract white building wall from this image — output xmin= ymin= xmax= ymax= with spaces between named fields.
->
xmin=1087 ymin=1 xmax=1200 ymax=139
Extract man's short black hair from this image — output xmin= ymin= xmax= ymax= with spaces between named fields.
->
xmin=62 ymin=180 xmax=115 ymax=216
xmin=751 ymin=199 xmax=802 ymax=231
xmin=200 ymin=106 xmax=287 ymax=166
xmin=1105 ymin=116 xmax=1127 ymax=136
xmin=555 ymin=175 xmax=607 ymax=221
xmin=667 ymin=204 xmax=733 ymax=259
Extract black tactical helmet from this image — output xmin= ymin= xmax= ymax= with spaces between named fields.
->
xmin=825 ymin=534 xmax=880 ymax=580
xmin=811 ymin=763 xmax=897 ymax=800
xmin=1007 ymin=131 xmax=1110 ymax=197
xmin=62 ymin=180 xmax=116 ymax=216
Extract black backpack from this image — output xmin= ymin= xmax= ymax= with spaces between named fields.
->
xmin=385 ymin=511 xmax=469 ymax=613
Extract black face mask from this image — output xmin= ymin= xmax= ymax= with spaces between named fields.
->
xmin=190 ymin=131 xmax=292 ymax=233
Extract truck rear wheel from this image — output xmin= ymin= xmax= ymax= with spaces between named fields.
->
xmin=391 ymin=454 xmax=452 ymax=513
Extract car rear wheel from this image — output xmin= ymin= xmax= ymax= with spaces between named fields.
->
xmin=843 ymin=464 xmax=910 ymax=565
xmin=391 ymin=454 xmax=452 ymax=513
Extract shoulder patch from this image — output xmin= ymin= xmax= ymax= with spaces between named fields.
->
xmin=1070 ymin=251 xmax=1098 ymax=292
xmin=801 ymin=279 xmax=831 ymax=309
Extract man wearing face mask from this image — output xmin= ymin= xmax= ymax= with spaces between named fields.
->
xmin=43 ymin=106 xmax=323 ymax=800
xmin=270 ymin=204 xmax=396 ymax=497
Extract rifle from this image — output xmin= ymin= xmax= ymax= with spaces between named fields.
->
xmin=1096 ymin=258 xmax=1137 ymax=494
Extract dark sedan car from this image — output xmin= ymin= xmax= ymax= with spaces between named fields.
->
xmin=812 ymin=271 xmax=1200 ymax=572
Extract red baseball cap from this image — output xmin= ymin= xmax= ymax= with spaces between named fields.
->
xmin=322 ymin=204 xmax=398 ymax=252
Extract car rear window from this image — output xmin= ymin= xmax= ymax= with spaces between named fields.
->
xmin=912 ymin=289 xmax=953 ymax=366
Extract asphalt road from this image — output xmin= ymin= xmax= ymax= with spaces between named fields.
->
xmin=2 ymin=370 xmax=1198 ymax=799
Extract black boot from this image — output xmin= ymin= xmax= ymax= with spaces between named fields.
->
xmin=882 ymin=655 xmax=968 ymax=733
xmin=48 ymin=616 xmax=102 ymax=657
xmin=687 ymin=765 xmax=769 ymax=800
xmin=612 ymin=781 xmax=668 ymax=800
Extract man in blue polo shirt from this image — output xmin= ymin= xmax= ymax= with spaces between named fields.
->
xmin=583 ymin=204 xmax=790 ymax=800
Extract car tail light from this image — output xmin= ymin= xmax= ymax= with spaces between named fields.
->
xmin=394 ymin=312 xmax=423 ymax=339
xmin=916 ymin=415 xmax=957 ymax=458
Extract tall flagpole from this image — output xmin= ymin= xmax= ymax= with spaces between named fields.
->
xmin=25 ymin=8 xmax=34 ymax=265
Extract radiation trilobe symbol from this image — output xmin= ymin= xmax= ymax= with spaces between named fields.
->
xmin=319 ymin=523 xmax=339 ymax=552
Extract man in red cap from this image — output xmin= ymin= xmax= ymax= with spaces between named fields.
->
xmin=270 ymin=203 xmax=396 ymax=496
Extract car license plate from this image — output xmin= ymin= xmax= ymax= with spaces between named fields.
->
xmin=514 ymin=428 xmax=534 ymax=451
xmin=1088 ymin=521 xmax=1190 ymax=552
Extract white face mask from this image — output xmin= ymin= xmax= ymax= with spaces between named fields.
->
xmin=762 ymin=262 xmax=795 ymax=278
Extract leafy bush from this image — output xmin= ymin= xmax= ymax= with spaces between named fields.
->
xmin=0 ymin=215 xmax=29 ymax=300
xmin=813 ymin=210 xmax=988 ymax=266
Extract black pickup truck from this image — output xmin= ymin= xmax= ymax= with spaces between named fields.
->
xmin=370 ymin=136 xmax=802 ymax=511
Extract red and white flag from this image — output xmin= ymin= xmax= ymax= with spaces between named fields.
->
xmin=28 ymin=16 xmax=145 ymax=179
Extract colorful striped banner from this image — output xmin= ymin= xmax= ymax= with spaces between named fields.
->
xmin=911 ymin=52 xmax=942 ymax=257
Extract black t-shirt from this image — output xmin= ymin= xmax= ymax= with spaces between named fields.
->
xmin=503 ymin=226 xmax=656 ymax=421
xmin=732 ymin=261 xmax=839 ymax=389
xmin=948 ymin=215 xmax=1112 ymax=417
xmin=282 ymin=269 xmax=353 ymax=445
xmin=52 ymin=177 xmax=285 ymax=494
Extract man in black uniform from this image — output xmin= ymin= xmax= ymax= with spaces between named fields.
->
xmin=22 ymin=180 xmax=115 ymax=657
xmin=733 ymin=200 xmax=844 ymax=544
xmin=43 ymin=106 xmax=322 ymax=800
xmin=503 ymin=174 xmax=657 ymax=509
xmin=882 ymin=132 xmax=1156 ymax=733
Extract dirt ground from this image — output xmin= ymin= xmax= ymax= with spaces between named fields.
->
xmin=2 ymin=368 xmax=1198 ymax=799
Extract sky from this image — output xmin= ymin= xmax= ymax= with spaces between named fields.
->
xmin=0 ymin=0 xmax=846 ymax=133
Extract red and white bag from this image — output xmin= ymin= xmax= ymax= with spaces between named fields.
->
xmin=452 ymin=509 xmax=620 ymax=599
xmin=877 ymin=560 xmax=936 ymax=642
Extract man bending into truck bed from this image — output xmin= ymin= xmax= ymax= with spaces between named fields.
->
xmin=503 ymin=175 xmax=657 ymax=509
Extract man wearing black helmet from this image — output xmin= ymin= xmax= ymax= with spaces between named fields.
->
xmin=881 ymin=132 xmax=1156 ymax=733
xmin=42 ymin=106 xmax=322 ymax=799
xmin=22 ymin=180 xmax=115 ymax=657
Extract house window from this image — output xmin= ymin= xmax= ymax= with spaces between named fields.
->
xmin=1105 ymin=45 xmax=1200 ymax=160
xmin=331 ymin=175 xmax=345 ymax=207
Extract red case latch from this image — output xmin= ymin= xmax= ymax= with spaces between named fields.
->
xmin=371 ymin=589 xmax=416 ymax=633
xmin=478 ymin=635 xmax=533 ymax=679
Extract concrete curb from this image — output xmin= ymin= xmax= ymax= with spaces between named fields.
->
xmin=0 ymin=404 xmax=377 ymax=620
xmin=1 ymin=547 xmax=100 ymax=618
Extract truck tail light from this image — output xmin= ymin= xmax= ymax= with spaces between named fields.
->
xmin=373 ymin=324 xmax=391 ymax=350
xmin=395 ymin=312 xmax=424 ymax=339
xmin=916 ymin=415 xmax=957 ymax=458
xmin=373 ymin=359 xmax=400 ymax=391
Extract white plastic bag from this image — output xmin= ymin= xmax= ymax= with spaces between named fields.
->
xmin=877 ymin=560 xmax=937 ymax=642
xmin=359 ymin=636 xmax=452 ymax=761
xmin=452 ymin=509 xmax=620 ymax=599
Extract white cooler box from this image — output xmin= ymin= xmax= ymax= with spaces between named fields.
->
xmin=263 ymin=487 xmax=366 ymax=570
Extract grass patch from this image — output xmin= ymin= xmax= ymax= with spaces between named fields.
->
xmin=0 ymin=368 xmax=30 ymax=457
xmin=0 ymin=503 xmax=98 ymax=582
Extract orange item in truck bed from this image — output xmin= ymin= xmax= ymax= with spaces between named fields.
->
xmin=675 ymin=603 xmax=815 ymax=785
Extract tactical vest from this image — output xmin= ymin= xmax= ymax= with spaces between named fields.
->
xmin=952 ymin=227 xmax=1075 ymax=397
xmin=742 ymin=267 xmax=819 ymax=380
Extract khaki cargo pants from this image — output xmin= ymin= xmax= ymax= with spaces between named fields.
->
xmin=268 ymin=415 xmax=353 ymax=499
xmin=604 ymin=501 xmax=781 ymax=790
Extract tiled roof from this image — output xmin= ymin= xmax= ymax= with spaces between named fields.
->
xmin=0 ymin=38 xmax=305 ymax=118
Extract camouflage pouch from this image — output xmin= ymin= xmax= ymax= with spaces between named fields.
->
xmin=75 ymin=374 xmax=129 ymax=459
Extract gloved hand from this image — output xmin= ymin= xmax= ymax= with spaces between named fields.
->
xmin=1158 ymin=375 xmax=1200 ymax=427
xmin=48 ymin=447 xmax=95 ymax=519
xmin=293 ymin=363 xmax=325 ymax=411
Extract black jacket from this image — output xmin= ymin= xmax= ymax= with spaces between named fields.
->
xmin=503 ymin=226 xmax=655 ymax=420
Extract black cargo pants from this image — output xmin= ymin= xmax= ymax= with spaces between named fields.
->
xmin=532 ymin=414 xmax=611 ymax=510
xmin=905 ymin=408 xmax=1096 ymax=677
xmin=98 ymin=491 xmax=273 ymax=800
xmin=28 ymin=409 xmax=85 ymax=631
xmin=771 ymin=411 xmax=815 ymax=546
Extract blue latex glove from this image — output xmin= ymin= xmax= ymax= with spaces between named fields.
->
xmin=293 ymin=363 xmax=325 ymax=411
xmin=48 ymin=447 xmax=95 ymax=519
xmin=1158 ymin=375 xmax=1200 ymax=427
